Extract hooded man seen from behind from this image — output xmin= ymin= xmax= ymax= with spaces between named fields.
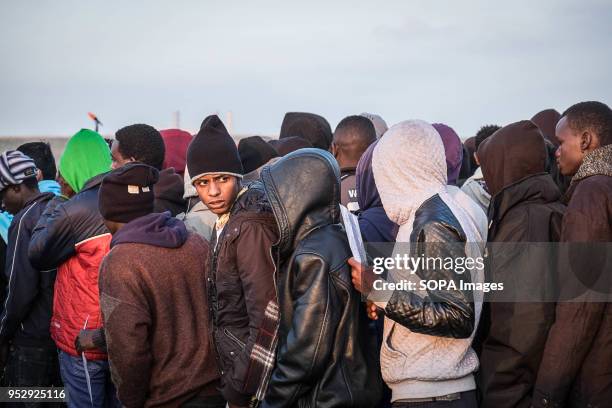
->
xmin=111 ymin=124 xmax=186 ymax=216
xmin=259 ymin=148 xmax=381 ymax=408
xmin=355 ymin=140 xmax=398 ymax=408
xmin=356 ymin=141 xmax=398 ymax=245
xmin=187 ymin=115 xmax=279 ymax=408
xmin=0 ymin=151 xmax=62 ymax=396
xmin=433 ymin=123 xmax=463 ymax=186
xmin=463 ymin=137 xmax=478 ymax=177
xmin=332 ymin=115 xmax=377 ymax=212
xmin=279 ymin=112 xmax=333 ymax=150
xmin=98 ymin=163 xmax=223 ymax=408
xmin=435 ymin=123 xmax=489 ymax=271
xmin=477 ymin=120 xmax=565 ymax=408
xmin=159 ymin=128 xmax=192 ymax=177
xmin=28 ymin=129 xmax=119 ymax=408
xmin=268 ymin=136 xmax=312 ymax=156
xmin=238 ymin=136 xmax=279 ymax=183
xmin=348 ymin=120 xmax=486 ymax=407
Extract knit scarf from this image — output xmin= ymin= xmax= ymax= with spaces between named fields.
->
xmin=215 ymin=187 xmax=248 ymax=231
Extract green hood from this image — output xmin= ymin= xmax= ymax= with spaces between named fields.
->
xmin=59 ymin=129 xmax=111 ymax=193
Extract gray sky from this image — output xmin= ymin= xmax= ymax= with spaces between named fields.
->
xmin=1 ymin=0 xmax=610 ymax=138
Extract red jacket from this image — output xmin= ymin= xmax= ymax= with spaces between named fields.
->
xmin=51 ymin=234 xmax=111 ymax=359
xmin=29 ymin=174 xmax=111 ymax=360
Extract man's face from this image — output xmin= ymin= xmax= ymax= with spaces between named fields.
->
xmin=110 ymin=141 xmax=135 ymax=170
xmin=555 ymin=117 xmax=585 ymax=176
xmin=0 ymin=185 xmax=24 ymax=215
xmin=193 ymin=174 xmax=240 ymax=215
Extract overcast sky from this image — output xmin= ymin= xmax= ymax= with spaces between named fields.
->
xmin=1 ymin=0 xmax=610 ymax=138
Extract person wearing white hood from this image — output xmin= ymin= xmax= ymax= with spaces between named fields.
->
xmin=349 ymin=120 xmax=485 ymax=407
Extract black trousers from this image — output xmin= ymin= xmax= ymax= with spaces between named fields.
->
xmin=2 ymin=344 xmax=64 ymax=408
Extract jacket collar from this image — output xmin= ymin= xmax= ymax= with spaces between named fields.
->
xmin=564 ymin=144 xmax=612 ymax=203
xmin=81 ymin=171 xmax=109 ymax=192
xmin=23 ymin=191 xmax=54 ymax=208
xmin=571 ymin=144 xmax=612 ymax=183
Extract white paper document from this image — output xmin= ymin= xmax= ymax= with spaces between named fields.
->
xmin=340 ymin=205 xmax=368 ymax=265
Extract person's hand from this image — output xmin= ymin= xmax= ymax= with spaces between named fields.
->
xmin=75 ymin=330 xmax=98 ymax=354
xmin=366 ymin=301 xmax=382 ymax=320
xmin=348 ymin=257 xmax=377 ymax=296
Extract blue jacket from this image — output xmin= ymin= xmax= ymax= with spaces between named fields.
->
xmin=0 ymin=192 xmax=57 ymax=347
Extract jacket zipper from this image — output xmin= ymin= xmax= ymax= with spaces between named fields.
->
xmin=224 ymin=328 xmax=246 ymax=349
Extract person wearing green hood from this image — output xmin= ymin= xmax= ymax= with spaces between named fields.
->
xmin=57 ymin=129 xmax=112 ymax=197
xmin=28 ymin=129 xmax=120 ymax=408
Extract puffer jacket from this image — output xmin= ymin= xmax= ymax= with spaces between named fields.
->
xmin=260 ymin=148 xmax=382 ymax=408
xmin=28 ymin=173 xmax=111 ymax=360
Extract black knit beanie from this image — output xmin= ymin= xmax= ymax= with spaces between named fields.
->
xmin=238 ymin=136 xmax=279 ymax=174
xmin=99 ymin=163 xmax=160 ymax=223
xmin=279 ymin=112 xmax=332 ymax=150
xmin=187 ymin=115 xmax=243 ymax=183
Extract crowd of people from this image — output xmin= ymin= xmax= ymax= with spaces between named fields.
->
xmin=0 ymin=101 xmax=610 ymax=408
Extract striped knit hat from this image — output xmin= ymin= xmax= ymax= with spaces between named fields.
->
xmin=0 ymin=150 xmax=38 ymax=192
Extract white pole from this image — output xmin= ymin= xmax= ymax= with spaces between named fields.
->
xmin=226 ymin=111 xmax=233 ymax=134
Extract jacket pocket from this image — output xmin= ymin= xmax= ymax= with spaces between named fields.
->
xmin=224 ymin=328 xmax=246 ymax=350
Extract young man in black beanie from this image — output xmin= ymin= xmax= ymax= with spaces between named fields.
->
xmin=187 ymin=115 xmax=279 ymax=408
xmin=97 ymin=163 xmax=223 ymax=408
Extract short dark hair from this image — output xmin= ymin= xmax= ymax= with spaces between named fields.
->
xmin=17 ymin=142 xmax=57 ymax=180
xmin=115 ymin=124 xmax=165 ymax=170
xmin=475 ymin=125 xmax=501 ymax=150
xmin=562 ymin=101 xmax=612 ymax=146
xmin=334 ymin=116 xmax=377 ymax=147
xmin=22 ymin=176 xmax=39 ymax=190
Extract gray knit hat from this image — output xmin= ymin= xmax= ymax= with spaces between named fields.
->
xmin=0 ymin=150 xmax=38 ymax=192
xmin=360 ymin=113 xmax=389 ymax=139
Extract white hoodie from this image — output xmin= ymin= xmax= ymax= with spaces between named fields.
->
xmin=372 ymin=120 xmax=486 ymax=401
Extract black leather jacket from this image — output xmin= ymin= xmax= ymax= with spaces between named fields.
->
xmin=28 ymin=173 xmax=110 ymax=270
xmin=384 ymin=194 xmax=476 ymax=339
xmin=260 ymin=148 xmax=381 ymax=408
